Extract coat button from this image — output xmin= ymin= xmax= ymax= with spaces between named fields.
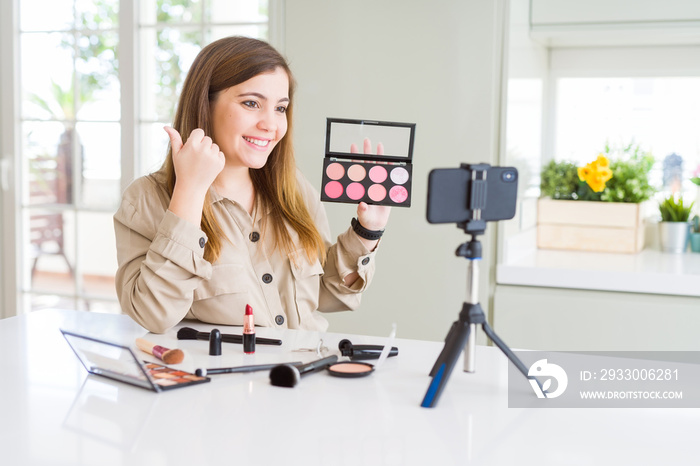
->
xmin=362 ymin=257 xmax=370 ymax=266
xmin=199 ymin=237 xmax=206 ymax=248
xmin=249 ymin=232 xmax=260 ymax=242
xmin=275 ymin=315 xmax=285 ymax=325
xmin=262 ymin=273 xmax=273 ymax=284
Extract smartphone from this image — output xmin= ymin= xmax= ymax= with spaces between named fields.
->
xmin=426 ymin=165 xmax=518 ymax=224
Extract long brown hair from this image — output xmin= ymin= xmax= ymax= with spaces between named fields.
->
xmin=160 ymin=36 xmax=325 ymax=264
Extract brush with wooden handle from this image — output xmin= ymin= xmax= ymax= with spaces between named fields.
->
xmin=135 ymin=338 xmax=185 ymax=364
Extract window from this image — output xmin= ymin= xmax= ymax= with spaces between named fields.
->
xmin=505 ymin=78 xmax=544 ymax=198
xmin=13 ymin=0 xmax=270 ymax=316
xmin=554 ymin=76 xmax=700 ymax=198
xmin=138 ymin=0 xmax=270 ymax=177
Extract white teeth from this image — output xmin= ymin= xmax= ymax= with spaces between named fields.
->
xmin=243 ymin=136 xmax=270 ymax=147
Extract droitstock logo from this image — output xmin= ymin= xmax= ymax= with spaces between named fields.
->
xmin=510 ymin=351 xmax=700 ymax=408
xmin=527 ymin=359 xmax=568 ymax=399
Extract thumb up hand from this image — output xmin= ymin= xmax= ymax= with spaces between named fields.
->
xmin=164 ymin=126 xmax=225 ymax=196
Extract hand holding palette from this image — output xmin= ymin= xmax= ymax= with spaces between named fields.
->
xmin=321 ymin=118 xmax=416 ymax=207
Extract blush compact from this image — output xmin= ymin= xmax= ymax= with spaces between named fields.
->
xmin=320 ymin=118 xmax=416 ymax=207
xmin=326 ymin=361 xmax=375 ymax=378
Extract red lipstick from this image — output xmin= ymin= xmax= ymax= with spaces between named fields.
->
xmin=243 ymin=304 xmax=255 ymax=354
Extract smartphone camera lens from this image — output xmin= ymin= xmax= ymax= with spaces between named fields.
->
xmin=501 ymin=170 xmax=517 ymax=183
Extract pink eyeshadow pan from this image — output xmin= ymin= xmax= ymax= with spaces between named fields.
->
xmin=326 ymin=162 xmax=345 ymax=180
xmin=368 ymin=184 xmax=387 ymax=202
xmin=324 ymin=181 xmax=344 ymax=199
xmin=390 ymin=167 xmax=409 ymax=185
xmin=389 ymin=185 xmax=409 ymax=203
xmin=346 ymin=182 xmax=365 ymax=200
xmin=347 ymin=164 xmax=366 ymax=181
xmin=368 ymin=165 xmax=388 ymax=183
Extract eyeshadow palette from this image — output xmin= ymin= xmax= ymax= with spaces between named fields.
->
xmin=142 ymin=362 xmax=209 ymax=389
xmin=61 ymin=330 xmax=210 ymax=392
xmin=320 ymin=118 xmax=416 ymax=207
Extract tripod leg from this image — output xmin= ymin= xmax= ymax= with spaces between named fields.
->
xmin=421 ymin=321 xmax=471 ymax=408
xmin=481 ymin=321 xmax=540 ymax=390
xmin=429 ymin=321 xmax=458 ymax=377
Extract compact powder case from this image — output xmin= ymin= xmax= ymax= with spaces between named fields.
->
xmin=320 ymin=118 xmax=416 ymax=207
xmin=326 ymin=361 xmax=375 ymax=378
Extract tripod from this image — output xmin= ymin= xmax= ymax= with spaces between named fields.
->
xmin=421 ymin=224 xmax=537 ymax=408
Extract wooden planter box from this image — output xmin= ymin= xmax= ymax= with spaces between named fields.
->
xmin=537 ymin=198 xmax=644 ymax=253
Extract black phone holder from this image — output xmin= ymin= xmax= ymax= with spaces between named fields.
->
xmin=421 ymin=164 xmax=539 ymax=408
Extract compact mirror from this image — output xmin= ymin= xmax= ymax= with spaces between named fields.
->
xmin=326 ymin=119 xmax=415 ymax=160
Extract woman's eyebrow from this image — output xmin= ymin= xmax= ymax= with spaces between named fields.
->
xmin=238 ymin=92 xmax=289 ymax=103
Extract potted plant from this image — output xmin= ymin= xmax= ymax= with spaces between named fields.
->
xmin=540 ymin=160 xmax=580 ymax=200
xmin=691 ymin=165 xmax=700 ymax=214
xmin=689 ymin=215 xmax=700 ymax=253
xmin=538 ymin=143 xmax=656 ymax=254
xmin=658 ymin=195 xmax=693 ymax=253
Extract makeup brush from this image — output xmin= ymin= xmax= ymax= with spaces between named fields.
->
xmin=195 ymin=361 xmax=303 ymax=377
xmin=135 ymin=338 xmax=185 ymax=364
xmin=269 ymin=355 xmax=338 ymax=388
xmin=177 ymin=327 xmax=282 ymax=346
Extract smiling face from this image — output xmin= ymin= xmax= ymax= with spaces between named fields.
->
xmin=210 ymin=67 xmax=290 ymax=170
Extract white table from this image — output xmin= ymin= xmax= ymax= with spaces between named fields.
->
xmin=0 ymin=309 xmax=698 ymax=465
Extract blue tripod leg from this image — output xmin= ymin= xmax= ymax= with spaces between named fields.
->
xmin=429 ymin=321 xmax=458 ymax=377
xmin=421 ymin=319 xmax=471 ymax=408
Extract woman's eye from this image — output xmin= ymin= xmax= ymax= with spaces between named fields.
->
xmin=242 ymin=100 xmax=259 ymax=109
xmin=276 ymin=106 xmax=288 ymax=114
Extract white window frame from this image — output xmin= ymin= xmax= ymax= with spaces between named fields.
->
xmin=1 ymin=0 xmax=20 ymax=319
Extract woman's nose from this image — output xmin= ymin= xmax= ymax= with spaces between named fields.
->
xmin=258 ymin=111 xmax=277 ymax=134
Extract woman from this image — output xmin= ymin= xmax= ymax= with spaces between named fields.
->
xmin=114 ymin=36 xmax=390 ymax=333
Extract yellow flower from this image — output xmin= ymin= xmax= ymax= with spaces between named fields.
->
xmin=595 ymin=154 xmax=610 ymax=168
xmin=578 ymin=155 xmax=613 ymax=192
xmin=588 ymin=177 xmax=605 ymax=193
xmin=578 ymin=166 xmax=591 ymax=181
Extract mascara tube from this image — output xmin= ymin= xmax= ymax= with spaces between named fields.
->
xmin=243 ymin=304 xmax=255 ymax=354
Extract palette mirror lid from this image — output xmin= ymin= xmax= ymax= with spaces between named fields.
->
xmin=60 ymin=329 xmax=160 ymax=392
xmin=326 ymin=118 xmax=416 ymax=163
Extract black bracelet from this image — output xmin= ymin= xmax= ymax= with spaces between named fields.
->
xmin=351 ymin=218 xmax=384 ymax=241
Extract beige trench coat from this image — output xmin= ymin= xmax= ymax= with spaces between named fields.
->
xmin=114 ymin=170 xmax=377 ymax=333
